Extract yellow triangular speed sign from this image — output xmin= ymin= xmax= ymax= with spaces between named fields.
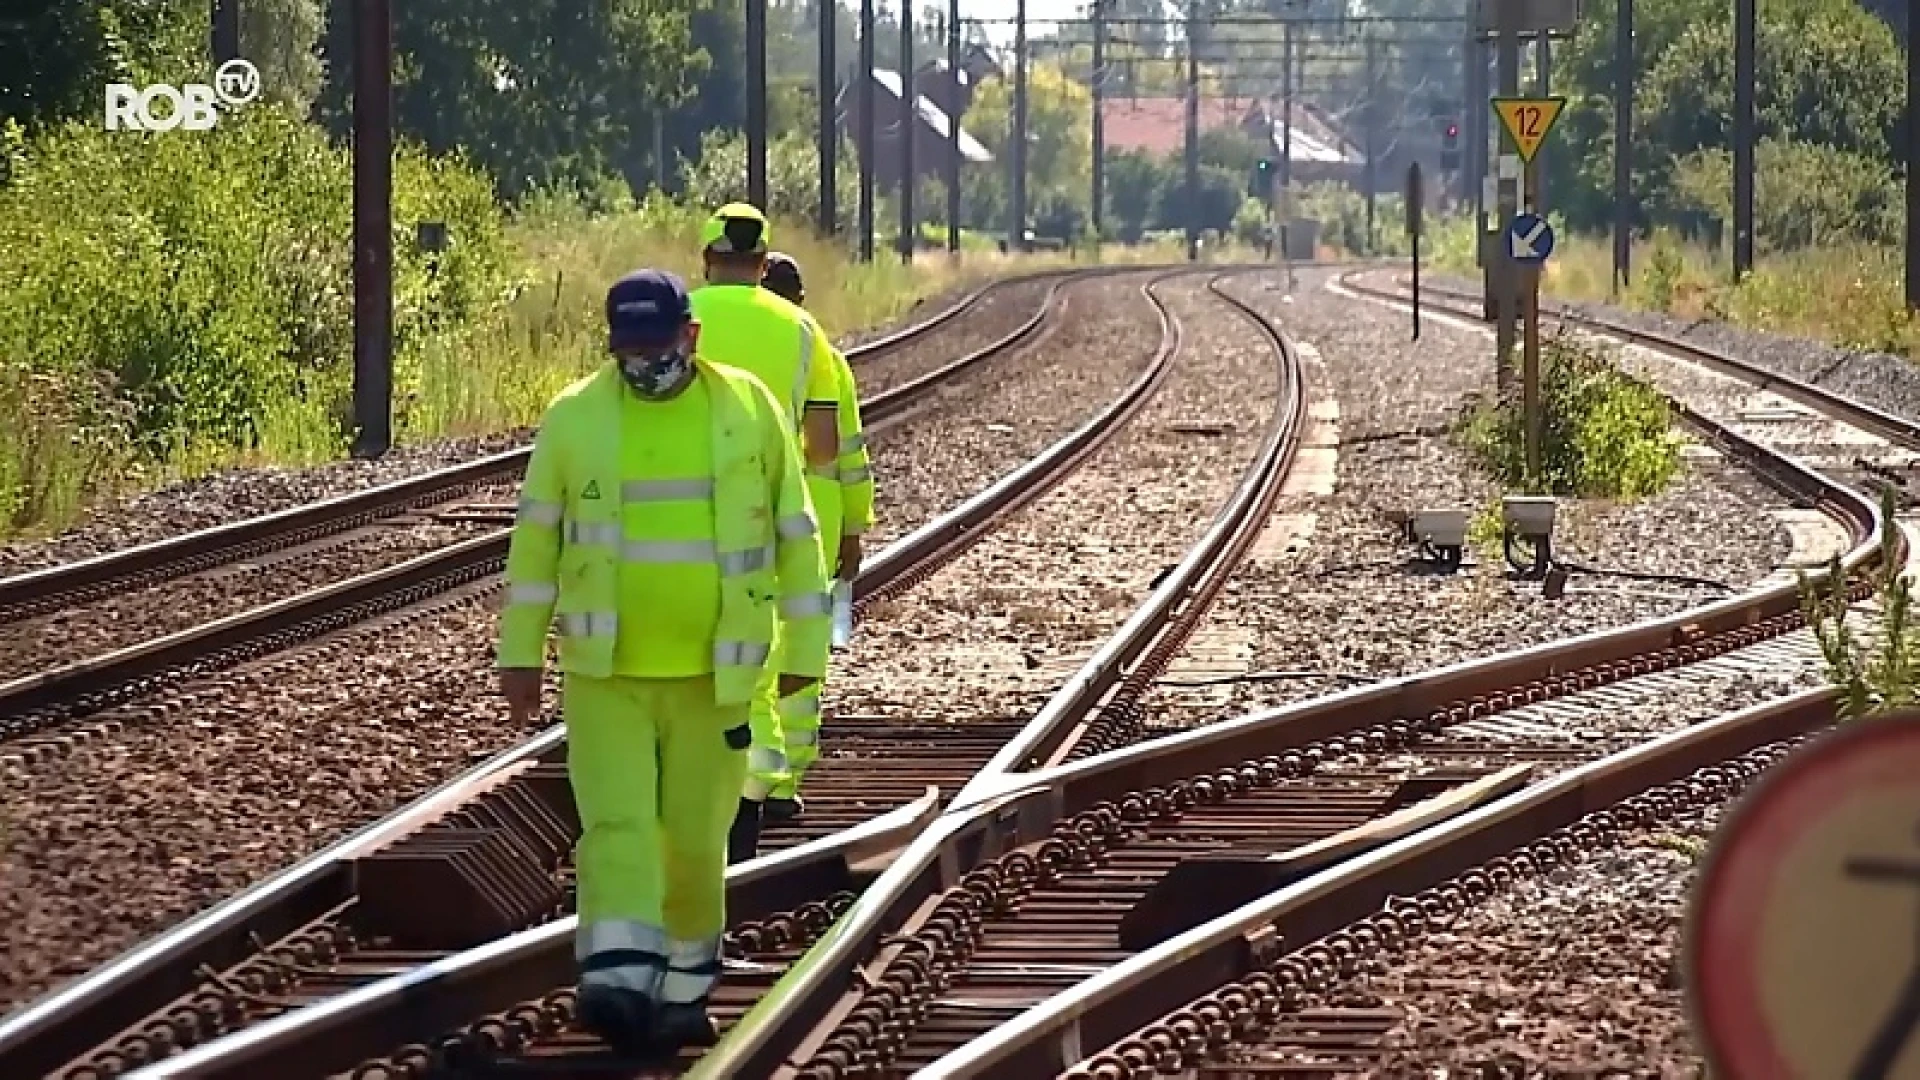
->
xmin=1490 ymin=97 xmax=1566 ymax=163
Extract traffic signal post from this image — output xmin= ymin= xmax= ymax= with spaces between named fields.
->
xmin=1494 ymin=95 xmax=1564 ymax=481
xmin=1476 ymin=0 xmax=1573 ymax=482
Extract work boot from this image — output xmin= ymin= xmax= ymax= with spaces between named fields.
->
xmin=728 ymin=797 xmax=763 ymax=864
xmin=652 ymin=1002 xmax=720 ymax=1051
xmin=574 ymin=984 xmax=656 ymax=1057
xmin=765 ymin=793 xmax=804 ymax=822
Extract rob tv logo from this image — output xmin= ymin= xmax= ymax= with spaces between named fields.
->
xmin=105 ymin=59 xmax=261 ymax=131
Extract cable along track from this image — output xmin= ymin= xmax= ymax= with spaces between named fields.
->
xmin=0 ymin=265 xmax=1240 ymax=1080
xmin=0 ymin=265 xmax=1152 ymax=751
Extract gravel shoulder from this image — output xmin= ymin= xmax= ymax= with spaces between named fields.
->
xmin=1321 ymin=804 xmax=1720 ymax=1077
xmin=1138 ymin=269 xmax=1794 ymax=732
xmin=835 ymin=271 xmax=1281 ymax=723
xmin=0 ymin=269 xmax=1172 ymax=1012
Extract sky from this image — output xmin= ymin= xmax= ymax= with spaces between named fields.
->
xmin=955 ymin=0 xmax=1098 ymax=47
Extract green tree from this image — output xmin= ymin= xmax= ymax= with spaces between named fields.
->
xmin=1197 ymin=125 xmax=1267 ymax=177
xmin=318 ymin=0 xmax=713 ymax=200
xmin=966 ymin=60 xmax=1094 ymax=225
xmin=0 ymin=1 xmax=202 ymax=130
xmin=1104 ymin=146 xmax=1168 ymax=241
xmin=1155 ymin=161 xmax=1240 ymax=235
xmin=242 ymin=0 xmax=326 ymax=116
xmin=1669 ymin=138 xmax=1902 ymax=250
xmin=1543 ymin=0 xmax=1902 ymax=237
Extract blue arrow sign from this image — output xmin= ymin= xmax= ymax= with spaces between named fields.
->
xmin=1507 ymin=213 xmax=1554 ymax=264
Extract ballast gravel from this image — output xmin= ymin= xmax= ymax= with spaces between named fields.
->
xmin=1138 ymin=269 xmax=1795 ymax=732
xmin=834 ymin=271 xmax=1282 ymax=724
xmin=843 ymin=276 xmax=1057 ymax=396
xmin=1323 ymin=802 xmax=1727 ymax=1077
xmin=861 ymin=271 xmax=1174 ymax=548
xmin=0 ymin=514 xmax=503 ymax=683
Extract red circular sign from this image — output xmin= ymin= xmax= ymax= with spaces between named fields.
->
xmin=1687 ymin=713 xmax=1920 ymax=1079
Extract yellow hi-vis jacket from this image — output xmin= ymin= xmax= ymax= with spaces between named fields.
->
xmin=496 ymin=360 xmax=832 ymax=704
xmin=827 ymin=344 xmax=875 ymax=536
xmin=689 ymin=284 xmax=841 ymax=435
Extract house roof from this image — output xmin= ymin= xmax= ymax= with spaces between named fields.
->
xmin=1099 ymin=96 xmax=1362 ymax=165
xmin=871 ymin=69 xmax=995 ymax=162
xmin=1100 ymin=97 xmax=1252 ymax=157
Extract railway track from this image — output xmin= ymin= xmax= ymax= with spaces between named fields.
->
xmin=34 ymin=269 xmax=1309 ymax=1080
xmin=846 ymin=269 xmax=1920 ymax=1078
xmin=1346 ymin=271 xmax=1920 ymax=517
xmin=0 ymin=264 xmax=1129 ymax=752
xmin=0 ymin=265 xmax=1268 ymax=1080
xmin=19 ymin=261 xmax=1868 ymax=1080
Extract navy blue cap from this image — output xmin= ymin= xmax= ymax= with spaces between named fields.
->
xmin=606 ymin=269 xmax=692 ymax=350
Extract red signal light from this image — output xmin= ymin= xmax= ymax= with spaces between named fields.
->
xmin=1446 ymin=123 xmax=1459 ymax=137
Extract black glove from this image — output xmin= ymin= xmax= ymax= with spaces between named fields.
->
xmin=727 ymin=798 xmax=764 ymax=865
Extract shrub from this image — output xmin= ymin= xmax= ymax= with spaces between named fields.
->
xmin=1668 ymin=138 xmax=1902 ymax=252
xmin=0 ymin=105 xmax=513 ymax=528
xmin=1231 ymin=197 xmax=1270 ymax=249
xmin=1457 ymin=333 xmax=1681 ymax=498
xmin=1801 ymin=487 xmax=1912 ymax=722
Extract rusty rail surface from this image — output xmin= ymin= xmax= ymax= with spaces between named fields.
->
xmin=34 ymin=259 xmax=1881 ymax=1079
xmin=0 ymin=264 xmax=1181 ymax=738
xmin=847 ymin=269 xmax=1913 ymax=1077
xmin=0 ymin=266 xmax=1223 ymax=1080
xmin=105 ymin=268 xmax=1305 ymax=1080
xmin=0 ymin=264 xmax=1081 ymax=626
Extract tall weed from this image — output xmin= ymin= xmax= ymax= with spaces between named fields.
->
xmin=1458 ymin=333 xmax=1681 ymax=498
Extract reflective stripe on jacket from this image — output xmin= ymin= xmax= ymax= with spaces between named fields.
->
xmin=829 ymin=345 xmax=875 ymax=535
xmin=496 ymin=361 xmax=832 ymax=703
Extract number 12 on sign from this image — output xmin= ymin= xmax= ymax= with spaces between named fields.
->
xmin=1491 ymin=97 xmax=1566 ymax=164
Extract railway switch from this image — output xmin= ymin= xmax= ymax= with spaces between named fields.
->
xmin=1407 ymin=508 xmax=1469 ymax=572
xmin=1502 ymin=495 xmax=1558 ymax=580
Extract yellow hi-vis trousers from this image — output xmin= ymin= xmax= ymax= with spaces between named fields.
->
xmin=746 ymin=474 xmax=842 ymax=801
xmin=567 ymin=673 xmax=747 ymax=1005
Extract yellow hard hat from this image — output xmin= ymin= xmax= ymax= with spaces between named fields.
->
xmin=701 ymin=202 xmax=771 ymax=255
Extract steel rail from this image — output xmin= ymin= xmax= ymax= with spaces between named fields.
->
xmin=6 ymin=264 xmax=1223 ymax=1080
xmin=917 ymin=686 xmax=1843 ymax=1078
xmin=1351 ymin=271 xmax=1920 ymax=448
xmin=861 ymin=270 xmax=1080 ymax=426
xmin=0 ymin=264 xmax=1080 ymax=625
xmin=735 ymin=266 xmax=1894 ymax=1077
xmin=119 ymin=267 xmax=1291 ymax=1080
xmin=97 ymin=260 xmax=1887 ymax=1078
xmin=689 ymin=268 xmax=1308 ymax=1079
xmin=0 ymin=265 xmax=1183 ymax=736
xmin=947 ymin=274 xmax=1306 ymax=803
xmin=844 ymin=267 xmax=1906 ymax=1076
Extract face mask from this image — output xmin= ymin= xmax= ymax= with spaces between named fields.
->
xmin=618 ymin=346 xmax=695 ymax=400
